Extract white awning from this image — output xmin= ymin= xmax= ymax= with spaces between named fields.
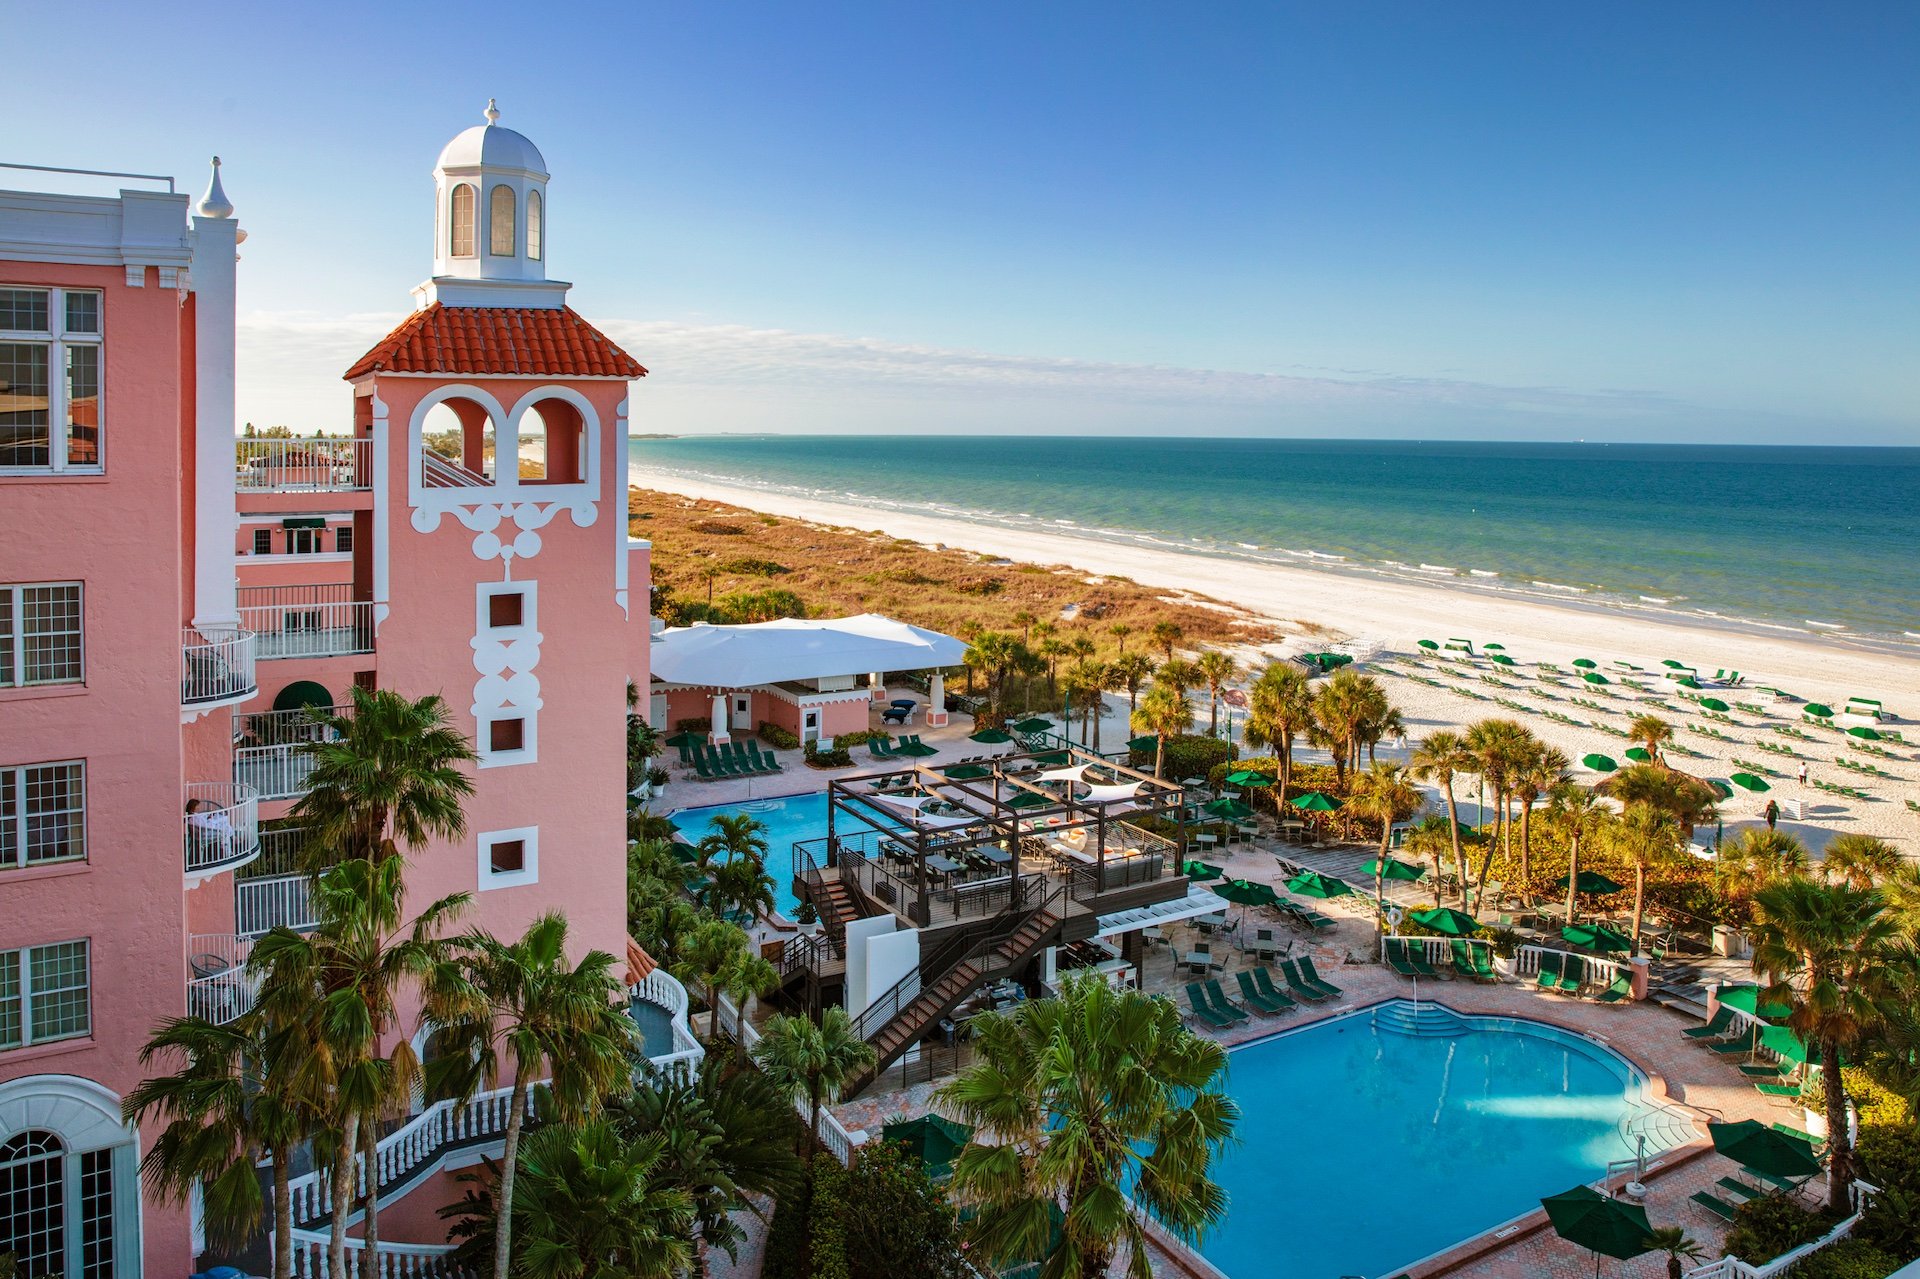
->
xmin=651 ymin=613 xmax=967 ymax=688
xmin=1092 ymin=885 xmax=1231 ymax=938
xmin=1037 ymin=764 xmax=1090 ymax=785
xmin=1082 ymin=781 xmax=1142 ymax=805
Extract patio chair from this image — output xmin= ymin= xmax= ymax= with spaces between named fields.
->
xmin=1715 ymin=1178 xmax=1764 ymax=1204
xmin=1470 ymin=944 xmax=1499 ymax=982
xmin=1689 ymin=1192 xmax=1739 ymax=1223
xmin=1594 ymin=973 xmax=1632 ymax=1003
xmin=1710 ymin=1025 xmax=1761 ymax=1056
xmin=1276 ymin=959 xmax=1331 ymax=1003
xmin=1296 ymin=956 xmax=1344 ymax=998
xmin=1739 ymin=1061 xmax=1789 ymax=1079
xmin=1236 ymin=969 xmax=1292 ymax=1015
xmin=1247 ymin=927 xmax=1283 ymax=960
xmin=1384 ymin=939 xmax=1424 ymax=978
xmin=1557 ymin=956 xmax=1586 ymax=994
xmin=1205 ymin=978 xmax=1257 ymax=1021
xmin=1250 ymin=966 xmax=1299 ymax=1011
xmin=1449 ymin=939 xmax=1479 ymax=980
xmin=1683 ymin=1007 xmax=1737 ymax=1039
xmin=1536 ymin=951 xmax=1563 ymax=990
xmin=1756 ymin=1081 xmax=1802 ymax=1100
xmin=1184 ymin=983 xmax=1242 ymax=1029
xmin=692 ymin=756 xmax=718 ymax=781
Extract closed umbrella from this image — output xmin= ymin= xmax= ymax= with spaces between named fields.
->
xmin=1583 ymin=672 xmax=1611 ymax=686
xmin=968 ymin=728 xmax=1013 ymax=744
xmin=1225 ymin=769 xmax=1275 ymax=788
xmin=1708 ymin=1121 xmax=1821 ymax=1180
xmin=1848 ymin=726 xmax=1883 ymax=742
xmin=1803 ymin=703 xmax=1834 ymax=718
xmin=1718 ymin=984 xmax=1790 ymax=1021
xmin=1572 ymin=658 xmax=1598 ymax=670
xmin=1562 ymin=923 xmax=1632 ymax=953
xmin=1541 ymin=1185 xmax=1653 ymax=1276
xmin=1410 ymin=907 xmax=1482 ymax=935
xmin=1624 ymin=747 xmax=1652 ymax=763
xmin=1555 ymin=870 xmax=1624 ymax=895
xmin=1202 ymin=797 xmax=1255 ymax=822
xmin=1182 ymin=859 xmax=1225 ymax=881
xmin=1011 ymin=717 xmax=1056 ymax=734
xmin=1582 ymin=753 xmax=1617 ymax=772
xmin=1285 ymin=870 xmax=1352 ymax=899
xmin=1290 ymin=791 xmax=1341 ymax=813
xmin=1730 ymin=772 xmax=1771 ymax=793
xmin=882 ymin=1114 xmax=974 ymax=1180
xmin=1699 ymin=697 xmax=1730 ymax=712
xmin=1363 ymin=856 xmax=1425 ymax=882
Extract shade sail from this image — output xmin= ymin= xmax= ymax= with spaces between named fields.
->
xmin=1410 ymin=907 xmax=1481 ymax=935
xmin=1708 ymin=1120 xmax=1820 ymax=1179
xmin=1285 ymin=870 xmax=1352 ymax=899
xmin=1290 ymin=791 xmax=1341 ymax=812
xmin=1084 ymin=781 xmax=1144 ymax=805
xmin=1541 ymin=1186 xmax=1653 ymax=1263
xmin=1363 ymin=856 xmax=1425 ymax=882
xmin=1038 ymin=764 xmax=1090 ymax=784
xmin=1582 ymin=754 xmax=1617 ymax=772
xmin=651 ymin=612 xmax=967 ymax=687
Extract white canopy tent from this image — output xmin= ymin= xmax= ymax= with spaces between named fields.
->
xmin=651 ymin=613 xmax=968 ymax=687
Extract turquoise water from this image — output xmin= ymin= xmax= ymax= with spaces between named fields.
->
xmin=669 ymin=791 xmax=834 ymax=918
xmin=630 ymin=436 xmax=1920 ymax=644
xmin=627 ymin=993 xmax=675 ymax=1059
xmin=1200 ymin=1003 xmax=1669 ymax=1278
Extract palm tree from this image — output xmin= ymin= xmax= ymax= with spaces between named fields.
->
xmin=1243 ymin=663 xmax=1313 ymax=802
xmin=1717 ymin=828 xmax=1811 ymax=909
xmin=432 ymin=913 xmax=635 ymax=1279
xmin=1111 ymin=652 xmax=1156 ymax=714
xmin=1062 ymin=660 xmax=1109 ymax=750
xmin=1628 ymin=714 xmax=1674 ymax=765
xmin=694 ymin=813 xmax=768 ymax=879
xmin=1821 ymin=833 xmax=1901 ymax=889
xmin=1011 ymin=609 xmax=1037 ymax=645
xmin=939 ymin=972 xmax=1236 ymax=1276
xmin=1348 ymin=761 xmax=1423 ymax=936
xmin=1310 ymin=670 xmax=1384 ymax=783
xmin=1404 ymin=815 xmax=1455 ymax=894
xmin=1037 ymin=637 xmax=1067 ymax=699
xmin=1194 ymin=650 xmax=1238 ymax=737
xmin=123 ymin=1012 xmax=317 ymax=1279
xmin=1464 ymin=719 xmax=1533 ymax=911
xmin=750 ymin=1007 xmax=875 ymax=1156
xmin=248 ymin=857 xmax=471 ymax=1279
xmin=1150 ymin=620 xmax=1184 ymax=661
xmin=1157 ymin=656 xmax=1203 ymax=699
xmin=1608 ymin=802 xmax=1683 ymax=954
xmin=1108 ymin=621 xmax=1134 ymax=654
xmin=1750 ymin=877 xmax=1899 ymax=1212
xmin=1643 ymin=1226 xmax=1704 ymax=1279
xmin=1606 ymin=763 xmax=1719 ymax=840
xmin=1512 ymin=743 xmax=1570 ymax=894
xmin=704 ymin=855 xmax=776 ymax=924
xmin=674 ymin=919 xmax=763 ymax=1041
xmin=290 ymin=685 xmax=477 ymax=869
xmin=1131 ymin=684 xmax=1193 ymax=778
xmin=1410 ymin=730 xmax=1475 ymax=906
xmin=963 ymin=632 xmax=1027 ymax=712
xmin=1547 ymin=783 xmax=1613 ymax=927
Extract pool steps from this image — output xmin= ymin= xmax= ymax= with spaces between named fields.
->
xmin=1369 ymin=1001 xmax=1472 ymax=1037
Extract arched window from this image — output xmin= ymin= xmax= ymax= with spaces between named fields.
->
xmin=420 ymin=399 xmax=497 ymax=486
xmin=526 ymin=190 xmax=543 ymax=261
xmin=489 ymin=185 xmax=516 ymax=257
xmin=449 ymin=184 xmax=476 ymax=258
xmin=518 ymin=398 xmax=584 ymax=485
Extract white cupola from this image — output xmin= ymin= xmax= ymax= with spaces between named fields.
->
xmin=414 ymin=99 xmax=571 ymax=311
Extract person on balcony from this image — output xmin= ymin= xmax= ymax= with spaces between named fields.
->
xmin=185 ymin=797 xmax=235 ymax=863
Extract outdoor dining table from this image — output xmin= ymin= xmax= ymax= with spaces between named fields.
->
xmin=977 ymin=847 xmax=1012 ymax=865
xmin=926 ymin=854 xmax=962 ymax=875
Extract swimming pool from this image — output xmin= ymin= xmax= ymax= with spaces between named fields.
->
xmin=1196 ymin=1001 xmax=1689 ymax=1278
xmin=668 ymin=790 xmax=834 ymax=919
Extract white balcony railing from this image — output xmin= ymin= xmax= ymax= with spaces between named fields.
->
xmin=181 ymin=626 xmax=257 ymax=707
xmin=234 ymin=706 xmax=349 ymax=799
xmin=187 ymin=933 xmax=257 ymax=1025
xmin=239 ymin=601 xmax=375 ymax=659
xmin=237 ymin=872 xmax=318 ymax=936
xmin=183 ymin=781 xmax=260 ymax=878
xmin=235 ymin=437 xmax=371 ymax=491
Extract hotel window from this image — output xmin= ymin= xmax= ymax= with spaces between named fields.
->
xmin=449 ymin=184 xmax=476 ymax=257
xmin=287 ymin=527 xmax=324 ymax=555
xmin=0 ymin=761 xmax=86 ymax=870
xmin=487 ymin=591 xmax=524 ymax=629
xmin=526 ymin=190 xmax=543 ymax=260
xmin=0 ymin=1129 xmax=119 ymax=1279
xmin=0 ymin=584 xmax=83 ymax=688
xmin=0 ymin=287 xmax=103 ymax=473
xmin=489 ymin=839 xmax=525 ymax=874
xmin=477 ymin=827 xmax=537 ymax=889
xmin=335 ymin=526 xmax=354 ymax=554
xmin=251 ymin=528 xmax=273 ymax=555
xmin=489 ymin=718 xmax=525 ymax=753
xmin=0 ymin=939 xmax=91 ymax=1048
xmin=489 ymin=185 xmax=516 ymax=257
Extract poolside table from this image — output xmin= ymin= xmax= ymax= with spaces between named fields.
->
xmin=977 ymin=847 xmax=1012 ymax=866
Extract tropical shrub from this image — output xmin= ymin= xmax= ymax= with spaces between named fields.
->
xmin=1725 ymin=1193 xmax=1837 ymax=1264
xmin=762 ymin=1148 xmax=968 ymax=1279
xmin=1792 ymin=1238 xmax=1903 ymax=1279
xmin=1154 ymin=733 xmax=1234 ymax=784
xmin=758 ymin=722 xmax=802 ymax=750
xmin=805 ymin=741 xmax=853 ymax=768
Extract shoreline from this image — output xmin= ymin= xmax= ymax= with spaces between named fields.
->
xmin=628 ymin=462 xmax=1920 ymax=717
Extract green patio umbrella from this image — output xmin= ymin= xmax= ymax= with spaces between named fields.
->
xmin=1572 ymin=658 xmax=1598 ymax=669
xmin=1006 ymin=791 xmax=1051 ymax=810
xmin=1489 ymin=653 xmax=1517 ymax=666
xmin=1212 ymin=878 xmax=1280 ymax=907
xmin=1699 ymin=697 xmax=1730 ymax=712
xmin=1484 ymin=642 xmax=1506 ymax=651
xmin=1582 ymin=672 xmax=1611 ymax=686
xmin=1410 ymin=906 xmax=1482 ymax=935
xmin=967 ymin=727 xmax=1013 ymax=744
xmin=1582 ymin=753 xmax=1617 ymax=772
xmin=1032 ymin=751 xmax=1070 ymax=766
xmin=1759 ymin=1024 xmax=1837 ymax=1066
xmin=881 ymin=1114 xmax=975 ymax=1180
xmin=1182 ymin=859 xmax=1225 ymax=881
xmin=1201 ymin=797 xmax=1255 ymax=822
xmin=1708 ymin=1121 xmax=1821 ymax=1180
xmin=1363 ymin=856 xmax=1425 ymax=882
xmin=1718 ymin=984 xmax=1790 ymax=1021
xmin=943 ymin=764 xmax=991 ymax=781
xmin=1803 ymin=703 xmax=1834 ymax=718
xmin=1675 ymin=676 xmax=1701 ymax=689
xmin=1225 ymin=769 xmax=1275 ymax=788
xmin=1562 ymin=923 xmax=1632 ymax=953
xmin=1290 ymin=791 xmax=1341 ymax=813
xmin=1848 ymin=725 xmax=1883 ymax=742
xmin=664 ymin=730 xmax=707 ymax=749
xmin=1730 ymin=772 xmax=1771 ymax=793
xmin=1011 ymin=717 xmax=1056 ymax=734
xmin=1285 ymin=870 xmax=1352 ymax=899
xmin=1125 ymin=734 xmax=1160 ymax=753
xmin=1708 ymin=779 xmax=1735 ymax=799
xmin=1623 ymin=747 xmax=1652 ymax=763
xmin=1541 ymin=1185 xmax=1653 ymax=1275
xmin=1417 ymin=639 xmax=1439 ymax=650
xmin=1555 ymin=870 xmax=1624 ymax=895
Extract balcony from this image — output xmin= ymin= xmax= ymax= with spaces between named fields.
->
xmin=187 ymin=933 xmax=256 ymax=1025
xmin=237 ymin=585 xmax=375 ymax=659
xmin=234 ymin=705 xmax=350 ymax=799
xmin=182 ymin=626 xmax=258 ymax=708
xmin=184 ymin=781 xmax=261 ymax=880
xmin=235 ymin=436 xmax=370 ymax=492
xmin=236 ymin=827 xmax=319 ymax=936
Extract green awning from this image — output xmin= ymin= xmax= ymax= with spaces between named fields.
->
xmin=271 ymin=680 xmax=335 ymax=713
xmin=281 ymin=516 xmax=327 ymax=529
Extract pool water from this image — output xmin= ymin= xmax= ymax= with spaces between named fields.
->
xmin=668 ymin=791 xmax=834 ymax=919
xmin=1197 ymin=1002 xmax=1680 ymax=1278
xmin=628 ymin=994 xmax=675 ymax=1059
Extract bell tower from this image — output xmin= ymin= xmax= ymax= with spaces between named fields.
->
xmin=414 ymin=99 xmax=570 ymax=310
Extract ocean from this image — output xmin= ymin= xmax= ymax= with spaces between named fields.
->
xmin=627 ymin=436 xmax=1920 ymax=647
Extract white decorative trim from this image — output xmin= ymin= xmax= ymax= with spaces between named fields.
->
xmin=404 ymin=384 xmax=605 ymax=552
xmin=614 ymin=396 xmax=631 ymax=618
xmin=370 ymin=391 xmax=391 ymax=631
xmin=477 ymin=826 xmax=539 ymax=889
xmin=473 ymin=580 xmax=540 ymax=768
xmin=124 ymin=264 xmax=145 ymax=287
xmin=0 ymin=1075 xmax=132 ymax=1152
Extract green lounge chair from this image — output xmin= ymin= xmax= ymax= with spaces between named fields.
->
xmin=1277 ymin=960 xmax=1331 ymax=1002
xmin=1595 ymin=974 xmax=1632 ymax=1004
xmin=1449 ymin=940 xmax=1479 ymax=980
xmin=868 ymin=739 xmax=895 ymax=760
xmin=1184 ymin=983 xmax=1241 ymax=1028
xmin=1237 ymin=970 xmax=1292 ymax=1015
xmin=1711 ymin=1026 xmax=1760 ymax=1056
xmin=711 ymin=747 xmax=744 ymax=778
xmin=1205 ymin=978 xmax=1256 ymax=1021
xmin=1385 ymin=939 xmax=1423 ymax=978
xmin=1756 ymin=1081 xmax=1802 ymax=1099
xmin=1297 ymin=956 xmax=1343 ymax=997
xmin=692 ymin=757 xmax=718 ymax=781
xmin=1558 ymin=956 xmax=1586 ymax=994
xmin=752 ymin=743 xmax=783 ymax=773
xmin=1684 ymin=1007 xmax=1737 ymax=1039
xmin=1536 ymin=951 xmax=1563 ymax=990
xmin=1740 ymin=1062 xmax=1789 ymax=1079
xmin=1470 ymin=945 xmax=1499 ymax=982
xmin=1715 ymin=1177 xmax=1762 ymax=1202
xmin=1689 ymin=1192 xmax=1739 ymax=1222
xmin=1250 ymin=967 xmax=1299 ymax=1011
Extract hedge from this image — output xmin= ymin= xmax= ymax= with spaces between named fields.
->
xmin=758 ymin=721 xmax=801 ymax=750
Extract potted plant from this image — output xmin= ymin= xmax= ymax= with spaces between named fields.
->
xmin=1799 ymin=1070 xmax=1828 ymax=1139
xmin=1488 ymin=926 xmax=1521 ymax=979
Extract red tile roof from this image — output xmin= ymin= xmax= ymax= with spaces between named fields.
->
xmin=344 ymin=304 xmax=647 ymax=380
xmin=625 ymin=937 xmax=658 ymax=983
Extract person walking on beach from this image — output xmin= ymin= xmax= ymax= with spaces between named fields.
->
xmin=1797 ymin=761 xmax=1809 ymax=785
xmin=1764 ymin=799 xmax=1780 ymax=831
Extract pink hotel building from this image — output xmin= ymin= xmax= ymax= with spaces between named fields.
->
xmin=0 ymin=106 xmax=658 ymax=1278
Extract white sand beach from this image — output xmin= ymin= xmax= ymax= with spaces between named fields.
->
xmin=632 ymin=467 xmax=1920 ymax=853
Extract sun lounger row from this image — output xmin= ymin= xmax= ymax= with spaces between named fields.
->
xmin=1811 ymin=778 xmax=1871 ymax=800
xmin=1384 ymin=938 xmax=1498 ymax=982
xmin=690 ymin=741 xmax=784 ymax=779
xmin=1534 ymin=952 xmax=1631 ymax=1002
xmin=1181 ymin=961 xmax=1345 ymax=1028
xmin=867 ymin=734 xmax=939 ymax=760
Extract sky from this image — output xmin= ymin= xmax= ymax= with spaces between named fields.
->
xmin=10 ymin=1 xmax=1918 ymax=442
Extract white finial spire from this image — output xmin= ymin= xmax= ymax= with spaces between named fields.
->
xmin=196 ymin=156 xmax=234 ymax=219
xmin=484 ymin=98 xmax=500 ymax=125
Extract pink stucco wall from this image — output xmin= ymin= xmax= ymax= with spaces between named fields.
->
xmin=0 ymin=259 xmax=197 ymax=1276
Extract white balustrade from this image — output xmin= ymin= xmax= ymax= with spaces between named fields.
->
xmin=1515 ymin=943 xmax=1625 ymax=988
xmin=236 ymin=436 xmax=371 ymax=491
xmin=186 ymin=933 xmax=257 ymax=1024
xmin=182 ymin=626 xmax=257 ymax=706
xmin=236 ymin=872 xmax=318 ymax=935
xmin=183 ymin=781 xmax=261 ymax=876
xmin=629 ymin=970 xmax=705 ymax=1082
xmin=240 ymin=600 xmax=376 ymax=659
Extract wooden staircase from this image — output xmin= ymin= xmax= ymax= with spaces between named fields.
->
xmin=845 ymin=903 xmax=1062 ymax=1097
